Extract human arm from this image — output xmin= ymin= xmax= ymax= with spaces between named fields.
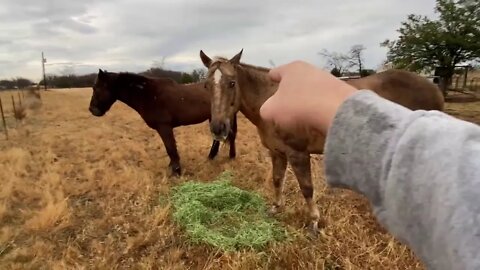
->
xmin=325 ymin=90 xmax=480 ymax=270
xmin=260 ymin=61 xmax=480 ymax=269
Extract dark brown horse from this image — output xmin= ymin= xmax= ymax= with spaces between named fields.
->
xmin=88 ymin=69 xmax=237 ymax=176
xmin=199 ymin=49 xmax=444 ymax=233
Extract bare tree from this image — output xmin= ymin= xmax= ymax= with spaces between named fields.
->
xmin=152 ymin=56 xmax=167 ymax=70
xmin=318 ymin=49 xmax=352 ymax=76
xmin=349 ymin=44 xmax=366 ymax=74
xmin=15 ymin=78 xmax=34 ymax=89
xmin=319 ymin=45 xmax=369 ymax=76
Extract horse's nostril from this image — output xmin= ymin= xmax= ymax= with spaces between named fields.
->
xmin=89 ymin=106 xmax=104 ymax=116
xmin=211 ymin=122 xmax=226 ymax=136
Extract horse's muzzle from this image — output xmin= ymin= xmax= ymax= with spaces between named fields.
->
xmin=210 ymin=120 xmax=230 ymax=141
xmin=89 ymin=106 xmax=105 ymax=117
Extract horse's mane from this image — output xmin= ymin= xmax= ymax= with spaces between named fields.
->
xmin=211 ymin=57 xmax=271 ymax=73
xmin=238 ymin=62 xmax=271 ymax=73
xmin=111 ymin=72 xmax=176 ymax=86
xmin=238 ymin=63 xmax=271 ymax=84
xmin=210 ymin=57 xmax=271 ymax=82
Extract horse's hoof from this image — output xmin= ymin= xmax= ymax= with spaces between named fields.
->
xmin=306 ymin=222 xmax=319 ymax=239
xmin=170 ymin=166 xmax=181 ymax=177
xmin=268 ymin=205 xmax=282 ymax=216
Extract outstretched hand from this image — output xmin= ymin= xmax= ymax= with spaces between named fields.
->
xmin=260 ymin=61 xmax=356 ymax=135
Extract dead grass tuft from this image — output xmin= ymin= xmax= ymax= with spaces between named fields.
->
xmin=0 ymin=88 xmax=478 ymax=269
xmin=24 ymin=196 xmax=70 ymax=232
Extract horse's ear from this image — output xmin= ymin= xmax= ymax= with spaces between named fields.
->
xmin=229 ymin=49 xmax=243 ymax=65
xmin=200 ymin=50 xmax=212 ymax=68
xmin=98 ymin=69 xmax=107 ymax=80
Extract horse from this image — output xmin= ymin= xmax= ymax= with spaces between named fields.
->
xmin=199 ymin=49 xmax=444 ymax=233
xmin=88 ymin=69 xmax=238 ymax=176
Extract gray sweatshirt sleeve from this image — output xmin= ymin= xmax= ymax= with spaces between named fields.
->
xmin=324 ymin=90 xmax=480 ymax=270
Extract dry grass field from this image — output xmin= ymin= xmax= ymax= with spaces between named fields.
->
xmin=0 ymin=88 xmax=478 ymax=269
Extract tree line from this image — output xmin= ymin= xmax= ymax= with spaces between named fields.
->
xmin=0 ymin=67 xmax=207 ymax=91
xmin=38 ymin=67 xmax=207 ymax=89
xmin=0 ymin=77 xmax=35 ymax=90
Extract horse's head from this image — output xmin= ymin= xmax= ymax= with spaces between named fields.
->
xmin=89 ymin=69 xmax=118 ymax=117
xmin=200 ymin=49 xmax=243 ymax=141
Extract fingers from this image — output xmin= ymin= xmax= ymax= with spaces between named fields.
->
xmin=269 ymin=60 xmax=310 ymax=82
xmin=259 ymin=96 xmax=274 ymax=122
xmin=268 ymin=67 xmax=283 ymax=82
xmin=268 ymin=61 xmax=296 ymax=82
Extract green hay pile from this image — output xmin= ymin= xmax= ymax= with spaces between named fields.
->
xmin=170 ymin=172 xmax=287 ymax=251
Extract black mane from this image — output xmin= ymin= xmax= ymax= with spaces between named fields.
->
xmin=106 ymin=72 xmax=176 ymax=88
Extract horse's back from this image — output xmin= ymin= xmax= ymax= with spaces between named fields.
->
xmin=348 ymin=69 xmax=444 ymax=111
xmin=158 ymin=80 xmax=212 ymax=126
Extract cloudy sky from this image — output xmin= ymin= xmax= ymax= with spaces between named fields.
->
xmin=0 ymin=0 xmax=437 ymax=81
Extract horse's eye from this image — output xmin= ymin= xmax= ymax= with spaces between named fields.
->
xmin=229 ymin=81 xmax=236 ymax=88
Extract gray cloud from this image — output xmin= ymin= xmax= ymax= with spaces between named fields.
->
xmin=0 ymin=0 xmax=436 ymax=81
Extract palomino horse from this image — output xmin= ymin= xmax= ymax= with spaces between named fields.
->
xmin=88 ymin=69 xmax=237 ymax=176
xmin=199 ymin=49 xmax=444 ymax=232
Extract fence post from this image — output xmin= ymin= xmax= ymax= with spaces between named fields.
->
xmin=463 ymin=67 xmax=469 ymax=89
xmin=18 ymin=91 xmax=22 ymax=107
xmin=11 ymin=95 xmax=17 ymax=124
xmin=0 ymin=97 xmax=7 ymax=140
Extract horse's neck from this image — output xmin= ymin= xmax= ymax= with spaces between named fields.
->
xmin=237 ymin=67 xmax=276 ymax=127
xmin=116 ymin=82 xmax=150 ymax=113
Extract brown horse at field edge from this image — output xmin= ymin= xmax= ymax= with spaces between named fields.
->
xmin=199 ymin=49 xmax=444 ymax=233
xmin=88 ymin=69 xmax=237 ymax=176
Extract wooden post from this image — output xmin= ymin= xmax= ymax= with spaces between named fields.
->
xmin=42 ymin=52 xmax=47 ymax=91
xmin=0 ymin=97 xmax=7 ymax=140
xmin=463 ymin=66 xmax=469 ymax=89
xmin=11 ymin=95 xmax=17 ymax=124
xmin=17 ymin=91 xmax=22 ymax=107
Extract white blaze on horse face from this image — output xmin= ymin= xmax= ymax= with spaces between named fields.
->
xmin=213 ymin=69 xmax=222 ymax=98
xmin=212 ymin=68 xmax=224 ymax=116
xmin=214 ymin=69 xmax=222 ymax=85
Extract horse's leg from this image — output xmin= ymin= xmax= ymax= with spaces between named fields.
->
xmin=269 ymin=150 xmax=288 ymax=214
xmin=207 ymin=140 xmax=220 ymax=160
xmin=207 ymin=117 xmax=220 ymax=160
xmin=157 ymin=126 xmax=181 ymax=176
xmin=288 ymin=151 xmax=320 ymax=233
xmin=228 ymin=114 xmax=238 ymax=159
